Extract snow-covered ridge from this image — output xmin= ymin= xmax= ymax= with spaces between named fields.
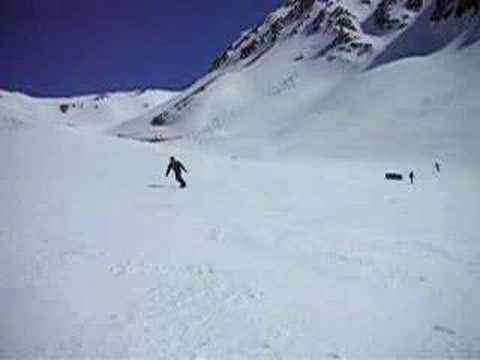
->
xmin=112 ymin=0 xmax=479 ymax=167
xmin=210 ymin=0 xmax=479 ymax=69
xmin=1 ymin=2 xmax=480 ymax=358
xmin=0 ymin=88 xmax=177 ymax=132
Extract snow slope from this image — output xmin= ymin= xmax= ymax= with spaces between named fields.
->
xmin=1 ymin=93 xmax=480 ymax=358
xmin=0 ymin=89 xmax=176 ymax=133
xmin=113 ymin=3 xmax=480 ymax=168
xmin=2 ymin=51 xmax=480 ymax=359
xmin=1 ymin=0 xmax=480 ymax=358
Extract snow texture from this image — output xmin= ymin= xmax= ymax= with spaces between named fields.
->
xmin=1 ymin=2 xmax=480 ymax=359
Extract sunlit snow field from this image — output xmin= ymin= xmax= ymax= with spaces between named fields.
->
xmin=1 ymin=16 xmax=480 ymax=359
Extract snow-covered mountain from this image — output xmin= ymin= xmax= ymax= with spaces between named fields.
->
xmin=0 ymin=88 xmax=176 ymax=133
xmin=208 ymin=0 xmax=479 ymax=69
xmin=113 ymin=0 xmax=480 ymax=166
xmin=1 ymin=1 xmax=480 ymax=359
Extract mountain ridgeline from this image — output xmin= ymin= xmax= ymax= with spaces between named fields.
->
xmin=209 ymin=0 xmax=479 ymax=70
xmin=145 ymin=0 xmax=479 ymax=131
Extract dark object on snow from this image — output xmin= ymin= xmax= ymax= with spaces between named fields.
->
xmin=151 ymin=113 xmax=168 ymax=126
xmin=409 ymin=171 xmax=415 ymax=184
xmin=385 ymin=172 xmax=403 ymax=181
xmin=166 ymin=156 xmax=188 ymax=188
xmin=405 ymin=0 xmax=424 ymax=12
xmin=435 ymin=161 xmax=441 ymax=173
xmin=59 ymin=104 xmax=69 ymax=114
xmin=241 ymin=39 xmax=259 ymax=59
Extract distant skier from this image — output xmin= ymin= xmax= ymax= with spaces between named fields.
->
xmin=166 ymin=156 xmax=188 ymax=188
xmin=434 ymin=161 xmax=441 ymax=174
xmin=409 ymin=171 xmax=415 ymax=184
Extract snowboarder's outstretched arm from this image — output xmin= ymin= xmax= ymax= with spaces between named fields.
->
xmin=179 ymin=162 xmax=188 ymax=173
xmin=165 ymin=164 xmax=172 ymax=177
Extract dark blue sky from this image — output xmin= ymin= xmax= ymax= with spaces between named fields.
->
xmin=0 ymin=0 xmax=283 ymax=97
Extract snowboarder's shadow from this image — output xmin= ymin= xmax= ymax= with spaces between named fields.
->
xmin=147 ymin=184 xmax=177 ymax=190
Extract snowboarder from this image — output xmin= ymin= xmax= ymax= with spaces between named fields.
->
xmin=166 ymin=156 xmax=188 ymax=188
xmin=409 ymin=170 xmax=415 ymax=184
xmin=434 ymin=161 xmax=441 ymax=174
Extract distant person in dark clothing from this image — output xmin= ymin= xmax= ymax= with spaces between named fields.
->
xmin=409 ymin=171 xmax=415 ymax=184
xmin=166 ymin=156 xmax=188 ymax=188
xmin=435 ymin=161 xmax=441 ymax=174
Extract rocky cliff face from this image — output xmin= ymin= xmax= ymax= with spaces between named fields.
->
xmin=431 ymin=0 xmax=479 ymax=20
xmin=210 ymin=0 xmax=371 ymax=71
xmin=209 ymin=0 xmax=478 ymax=70
xmin=149 ymin=0 xmax=479 ymax=129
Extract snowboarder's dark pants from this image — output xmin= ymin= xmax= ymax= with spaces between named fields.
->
xmin=175 ymin=173 xmax=186 ymax=188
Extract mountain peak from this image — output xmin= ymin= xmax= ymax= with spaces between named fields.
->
xmin=209 ymin=0 xmax=478 ymax=72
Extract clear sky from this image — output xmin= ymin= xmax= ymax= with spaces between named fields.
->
xmin=0 ymin=0 xmax=284 ymax=97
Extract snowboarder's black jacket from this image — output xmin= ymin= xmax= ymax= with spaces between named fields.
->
xmin=166 ymin=159 xmax=187 ymax=178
